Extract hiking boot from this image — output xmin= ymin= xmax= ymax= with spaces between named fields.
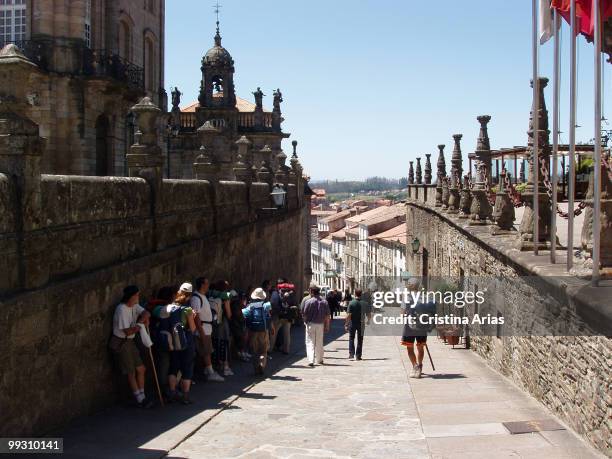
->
xmin=356 ymin=356 xmax=362 ymax=361
xmin=207 ymin=371 xmax=225 ymax=382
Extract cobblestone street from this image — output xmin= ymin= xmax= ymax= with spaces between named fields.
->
xmin=56 ymin=316 xmax=603 ymax=459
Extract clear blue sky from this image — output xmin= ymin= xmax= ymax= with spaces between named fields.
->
xmin=165 ymin=0 xmax=611 ymax=181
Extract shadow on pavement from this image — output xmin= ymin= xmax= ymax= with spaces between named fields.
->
xmin=51 ymin=316 xmax=347 ymax=459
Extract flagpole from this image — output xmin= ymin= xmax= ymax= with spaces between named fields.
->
xmin=551 ymin=8 xmax=560 ymax=264
xmin=592 ymin=0 xmax=602 ymax=286
xmin=567 ymin=0 xmax=577 ymax=271
xmin=532 ymin=0 xmax=540 ymax=256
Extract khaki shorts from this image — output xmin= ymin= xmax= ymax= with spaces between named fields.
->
xmin=196 ymin=334 xmax=213 ymax=356
xmin=118 ymin=339 xmax=143 ymax=375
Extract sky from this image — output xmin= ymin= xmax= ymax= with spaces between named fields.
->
xmin=165 ymin=0 xmax=611 ymax=181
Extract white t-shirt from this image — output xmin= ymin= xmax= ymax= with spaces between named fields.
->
xmin=113 ymin=303 xmax=145 ymax=339
xmin=191 ymin=292 xmax=213 ymax=336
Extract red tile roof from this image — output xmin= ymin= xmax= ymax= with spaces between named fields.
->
xmin=182 ymin=95 xmax=262 ymax=113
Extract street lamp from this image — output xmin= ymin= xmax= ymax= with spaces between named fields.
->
xmin=411 ymin=237 xmax=421 ymax=254
xmin=271 ymin=183 xmax=287 ymax=208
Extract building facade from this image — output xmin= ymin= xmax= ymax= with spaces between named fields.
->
xmin=0 ymin=0 xmax=165 ymax=176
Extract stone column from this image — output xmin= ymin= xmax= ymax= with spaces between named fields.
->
xmin=435 ymin=144 xmax=446 ymax=207
xmin=416 ymin=157 xmax=423 ymax=184
xmin=408 ymin=161 xmax=414 ymax=184
xmin=575 ymin=161 xmax=612 ymax=274
xmin=424 ymin=154 xmax=432 ymax=184
xmin=469 ymin=115 xmax=493 ymax=225
xmin=458 ymin=175 xmax=472 ymax=219
xmin=234 ymin=136 xmax=253 ymax=183
xmin=127 ymin=97 xmax=163 ymax=190
xmin=447 ymin=134 xmax=463 ymax=214
xmin=194 ymin=121 xmax=220 ymax=182
xmin=491 ymin=169 xmax=515 ymax=233
xmin=516 ymin=78 xmax=554 ymax=251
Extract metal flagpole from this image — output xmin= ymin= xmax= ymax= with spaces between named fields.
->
xmin=551 ymin=8 xmax=560 ymax=263
xmin=532 ymin=0 xmax=540 ymax=255
xmin=568 ymin=0 xmax=577 ymax=270
xmin=592 ymin=0 xmax=602 ymax=286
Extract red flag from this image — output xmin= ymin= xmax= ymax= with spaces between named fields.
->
xmin=552 ymin=0 xmax=612 ymax=39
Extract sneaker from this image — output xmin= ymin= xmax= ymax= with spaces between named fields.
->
xmin=308 ymin=362 xmax=315 ymax=367
xmin=356 ymin=356 xmax=362 ymax=361
xmin=207 ymin=371 xmax=225 ymax=382
xmin=349 ymin=355 xmax=355 ymax=361
xmin=410 ymin=365 xmax=419 ymax=378
xmin=223 ymin=367 xmax=234 ymax=376
xmin=415 ymin=364 xmax=422 ymax=378
xmin=181 ymin=394 xmax=194 ymax=405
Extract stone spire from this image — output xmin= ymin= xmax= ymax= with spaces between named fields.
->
xmin=408 ymin=161 xmax=414 ymax=184
xmin=447 ymin=134 xmax=463 ymax=213
xmin=416 ymin=157 xmax=422 ymax=184
xmin=517 ymin=77 xmax=554 ymax=250
xmin=469 ymin=115 xmax=493 ymax=225
xmin=435 ymin=145 xmax=446 ymax=207
xmin=424 ymin=154 xmax=432 ymax=184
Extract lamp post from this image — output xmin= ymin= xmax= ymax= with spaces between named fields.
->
xmin=271 ymin=183 xmax=287 ymax=209
xmin=411 ymin=237 xmax=421 ymax=254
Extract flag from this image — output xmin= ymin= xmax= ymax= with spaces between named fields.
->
xmin=540 ymin=0 xmax=558 ymax=44
xmin=552 ymin=0 xmax=612 ymax=39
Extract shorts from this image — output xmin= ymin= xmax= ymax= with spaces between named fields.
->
xmin=169 ymin=345 xmax=196 ymax=380
xmin=401 ymin=335 xmax=428 ymax=346
xmin=196 ymin=334 xmax=213 ymax=356
xmin=118 ymin=339 xmax=143 ymax=374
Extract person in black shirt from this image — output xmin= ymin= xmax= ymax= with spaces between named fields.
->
xmin=344 ymin=289 xmax=372 ymax=360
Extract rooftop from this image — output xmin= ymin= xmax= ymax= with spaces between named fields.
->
xmin=320 ymin=209 xmax=353 ymax=224
xmin=182 ymin=94 xmax=265 ymax=113
xmin=345 ymin=204 xmax=395 ymax=226
xmin=369 ymin=223 xmax=407 ymax=245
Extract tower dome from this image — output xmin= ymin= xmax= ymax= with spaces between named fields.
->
xmin=203 ymin=30 xmax=234 ymax=67
xmin=198 ymin=23 xmax=236 ymax=109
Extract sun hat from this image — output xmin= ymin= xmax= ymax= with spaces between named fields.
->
xmin=250 ymin=287 xmax=267 ymax=300
xmin=179 ymin=282 xmax=193 ymax=293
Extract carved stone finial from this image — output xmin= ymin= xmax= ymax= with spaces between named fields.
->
xmin=435 ymin=145 xmax=446 ymax=207
xmin=408 ymin=161 xmax=414 ymax=184
xmin=447 ymin=134 xmax=463 ymax=213
xmin=416 ymin=157 xmax=423 ymax=184
xmin=458 ymin=175 xmax=472 ymax=219
xmin=491 ymin=169 xmax=515 ymax=232
xmin=292 ymin=140 xmax=298 ymax=158
xmin=424 ymin=154 xmax=432 ymax=184
xmin=469 ymin=116 xmax=493 ymax=225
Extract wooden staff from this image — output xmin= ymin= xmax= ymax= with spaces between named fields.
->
xmin=146 ymin=325 xmax=164 ymax=407
xmin=425 ymin=343 xmax=435 ymax=371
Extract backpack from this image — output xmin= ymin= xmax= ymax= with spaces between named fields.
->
xmin=245 ymin=301 xmax=269 ymax=332
xmin=156 ymin=304 xmax=190 ymax=351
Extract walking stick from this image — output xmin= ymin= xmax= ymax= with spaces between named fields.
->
xmin=425 ymin=343 xmax=435 ymax=371
xmin=146 ymin=325 xmax=164 ymax=407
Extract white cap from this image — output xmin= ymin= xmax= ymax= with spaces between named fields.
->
xmin=179 ymin=282 xmax=193 ymax=293
xmin=250 ymin=287 xmax=267 ymax=300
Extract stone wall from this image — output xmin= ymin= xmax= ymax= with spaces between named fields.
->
xmin=406 ymin=185 xmax=612 ymax=454
xmin=0 ymin=110 xmax=308 ymax=437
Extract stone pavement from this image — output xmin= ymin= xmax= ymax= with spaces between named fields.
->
xmin=52 ymin=316 xmax=603 ymax=459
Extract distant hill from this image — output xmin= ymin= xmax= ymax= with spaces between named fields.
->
xmin=309 ymin=176 xmax=408 ymax=194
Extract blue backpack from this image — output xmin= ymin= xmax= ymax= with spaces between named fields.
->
xmin=246 ymin=302 xmax=269 ymax=332
xmin=156 ymin=304 xmax=191 ymax=351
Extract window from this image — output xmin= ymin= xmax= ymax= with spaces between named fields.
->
xmin=84 ymin=0 xmax=91 ymax=48
xmin=0 ymin=0 xmax=26 ymax=46
xmin=119 ymin=21 xmax=131 ymax=60
xmin=144 ymin=36 xmax=155 ymax=92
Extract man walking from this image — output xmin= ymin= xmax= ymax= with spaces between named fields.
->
xmin=401 ymin=278 xmax=435 ymax=378
xmin=302 ymin=283 xmax=331 ymax=367
xmin=242 ymin=288 xmax=275 ymax=375
xmin=344 ymin=289 xmax=371 ymax=360
xmin=191 ymin=277 xmax=224 ymax=382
